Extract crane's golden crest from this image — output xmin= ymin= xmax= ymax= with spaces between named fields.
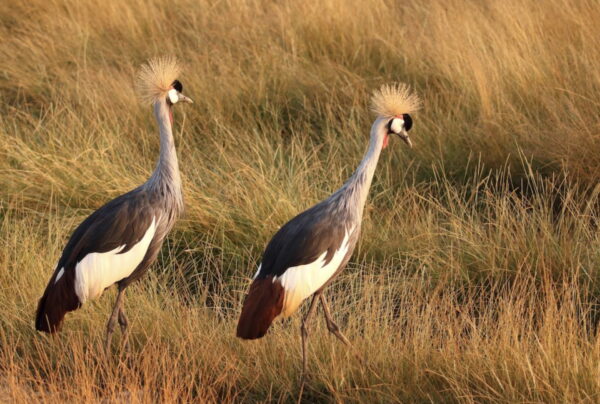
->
xmin=136 ymin=56 xmax=182 ymax=104
xmin=370 ymin=83 xmax=422 ymax=117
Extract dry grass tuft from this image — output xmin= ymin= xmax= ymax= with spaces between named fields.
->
xmin=2 ymin=0 xmax=600 ymax=402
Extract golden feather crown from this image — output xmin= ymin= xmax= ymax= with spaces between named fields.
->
xmin=136 ymin=56 xmax=182 ymax=104
xmin=370 ymin=83 xmax=422 ymax=117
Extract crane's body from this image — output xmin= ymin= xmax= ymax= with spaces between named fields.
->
xmin=35 ymin=58 xmax=192 ymax=350
xmin=236 ymin=116 xmax=385 ymax=338
xmin=236 ymin=83 xmax=421 ymax=383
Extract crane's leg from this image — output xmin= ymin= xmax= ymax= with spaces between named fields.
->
xmin=104 ymin=287 xmax=125 ymax=354
xmin=118 ymin=305 xmax=129 ymax=351
xmin=118 ymin=306 xmax=128 ymax=333
xmin=300 ymin=293 xmax=320 ymax=388
xmin=319 ymin=293 xmax=353 ymax=347
xmin=319 ymin=293 xmax=380 ymax=379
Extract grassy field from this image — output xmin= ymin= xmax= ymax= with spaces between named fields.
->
xmin=2 ymin=0 xmax=600 ymax=402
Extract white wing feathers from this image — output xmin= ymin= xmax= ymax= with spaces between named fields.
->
xmin=74 ymin=217 xmax=158 ymax=303
xmin=273 ymin=227 xmax=353 ymax=317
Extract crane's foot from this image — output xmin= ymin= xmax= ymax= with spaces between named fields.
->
xmin=325 ymin=318 xmax=353 ymax=347
xmin=319 ymin=294 xmax=355 ymax=348
xmin=319 ymin=294 xmax=381 ymax=379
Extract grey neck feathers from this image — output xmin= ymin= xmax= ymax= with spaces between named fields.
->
xmin=144 ymin=99 xmax=183 ymax=213
xmin=329 ymin=117 xmax=386 ymax=219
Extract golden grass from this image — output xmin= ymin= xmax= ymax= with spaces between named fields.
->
xmin=2 ymin=0 xmax=600 ymax=402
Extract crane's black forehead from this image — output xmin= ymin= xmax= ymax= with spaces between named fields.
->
xmin=402 ymin=113 xmax=413 ymax=131
xmin=171 ymin=80 xmax=183 ymax=92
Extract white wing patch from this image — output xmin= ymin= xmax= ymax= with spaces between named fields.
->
xmin=252 ymin=263 xmax=262 ymax=280
xmin=74 ymin=216 xmax=158 ymax=303
xmin=54 ymin=267 xmax=65 ymax=284
xmin=274 ymin=227 xmax=353 ymax=317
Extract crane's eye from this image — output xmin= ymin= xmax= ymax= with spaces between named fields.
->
xmin=402 ymin=113 xmax=413 ymax=131
xmin=388 ymin=117 xmax=404 ymax=134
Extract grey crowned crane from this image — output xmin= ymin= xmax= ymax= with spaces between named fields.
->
xmin=236 ymin=84 xmax=421 ymax=378
xmin=35 ymin=57 xmax=192 ymax=351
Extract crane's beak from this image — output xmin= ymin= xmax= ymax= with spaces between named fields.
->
xmin=397 ymin=128 xmax=412 ymax=148
xmin=178 ymin=93 xmax=194 ymax=103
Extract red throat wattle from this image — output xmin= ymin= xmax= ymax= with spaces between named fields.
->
xmin=168 ymin=107 xmax=173 ymax=126
xmin=382 ymin=134 xmax=389 ymax=149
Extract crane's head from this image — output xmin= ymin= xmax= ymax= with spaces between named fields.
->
xmin=166 ymin=79 xmax=192 ymax=105
xmin=136 ymin=56 xmax=193 ymax=114
xmin=371 ymin=83 xmax=421 ymax=149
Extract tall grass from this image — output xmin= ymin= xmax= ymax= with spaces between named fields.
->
xmin=2 ymin=0 xmax=600 ymax=402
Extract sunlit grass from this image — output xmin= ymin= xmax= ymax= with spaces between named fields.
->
xmin=2 ymin=0 xmax=600 ymax=402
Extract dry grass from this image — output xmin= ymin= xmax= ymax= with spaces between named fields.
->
xmin=2 ymin=0 xmax=600 ymax=402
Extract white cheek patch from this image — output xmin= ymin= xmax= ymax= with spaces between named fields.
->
xmin=390 ymin=118 xmax=404 ymax=134
xmin=168 ymin=89 xmax=179 ymax=104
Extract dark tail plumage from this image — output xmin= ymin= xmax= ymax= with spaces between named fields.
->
xmin=236 ymin=277 xmax=285 ymax=339
xmin=35 ymin=271 xmax=80 ymax=333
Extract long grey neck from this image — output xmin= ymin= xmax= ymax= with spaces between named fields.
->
xmin=329 ymin=117 xmax=386 ymax=220
xmin=144 ymin=99 xmax=183 ymax=213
